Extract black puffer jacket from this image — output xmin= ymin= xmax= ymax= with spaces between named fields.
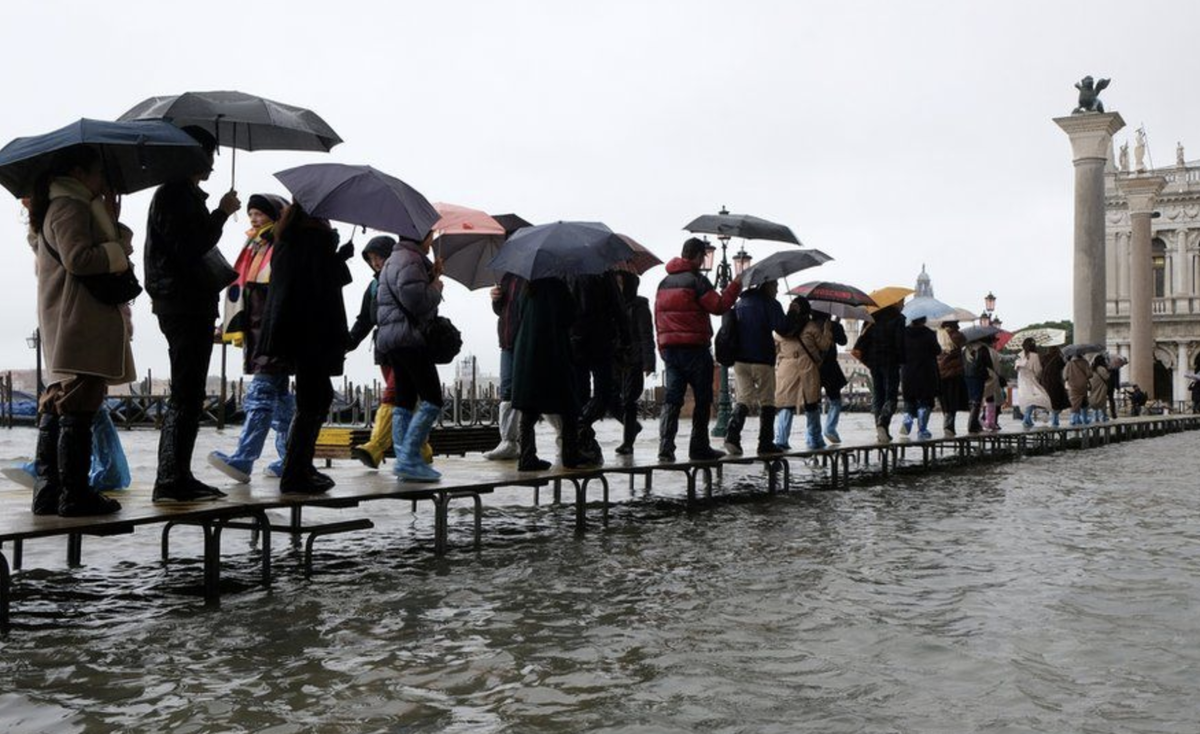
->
xmin=144 ymin=180 xmax=230 ymax=317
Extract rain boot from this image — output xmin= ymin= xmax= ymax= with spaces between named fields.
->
xmin=153 ymin=407 xmax=221 ymax=503
xmin=899 ymin=410 xmax=913 ymax=440
xmin=823 ymin=398 xmax=842 ymax=445
xmin=176 ymin=406 xmax=226 ymax=498
xmin=917 ymin=407 xmax=932 ymax=440
xmin=1022 ymin=406 xmax=1035 ymax=430
xmin=352 ymin=402 xmax=394 ymax=469
xmin=561 ymin=413 xmax=593 ymax=468
xmin=58 ymin=413 xmax=120 ymax=517
xmin=658 ymin=403 xmax=681 ymax=462
xmin=943 ymin=409 xmax=957 ymax=437
xmin=774 ymin=407 xmax=794 ymax=450
xmin=208 ymin=374 xmax=277 ymax=483
xmin=89 ymin=407 xmax=130 ymax=491
xmin=723 ymin=403 xmax=749 ymax=456
xmin=577 ymin=422 xmax=604 ymax=467
xmin=266 ymin=385 xmax=294 ymax=478
xmin=517 ymin=412 xmax=551 ymax=472
xmin=484 ymin=401 xmax=520 ymax=461
xmin=32 ymin=413 xmax=60 ymax=516
xmin=396 ymin=402 xmax=442 ymax=482
xmin=983 ymin=402 xmax=999 ymax=431
xmin=757 ymin=406 xmax=780 ymax=454
xmin=967 ymin=402 xmax=983 ymax=434
xmin=1051 ymin=410 xmax=1061 ymax=428
xmin=280 ymin=410 xmax=329 ymax=494
xmin=390 ymin=407 xmax=414 ymax=476
xmin=805 ymin=408 xmax=826 ymax=450
xmin=615 ymin=417 xmax=641 ymax=456
xmin=689 ymin=400 xmax=724 ymax=461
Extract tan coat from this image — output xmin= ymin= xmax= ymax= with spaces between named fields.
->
xmin=1064 ymin=356 xmax=1092 ymax=412
xmin=37 ymin=177 xmax=136 ymax=386
xmin=774 ymin=320 xmax=832 ymax=409
xmin=1089 ymin=364 xmax=1110 ymax=410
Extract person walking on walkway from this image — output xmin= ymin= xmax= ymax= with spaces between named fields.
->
xmin=853 ymin=303 xmax=906 ymax=443
xmin=346 ymin=235 xmax=400 ymax=469
xmin=613 ymin=270 xmax=656 ymax=455
xmin=376 ymin=234 xmax=445 ymax=482
xmin=1089 ymin=354 xmax=1112 ymax=423
xmin=962 ymin=338 xmax=994 ymax=434
xmin=571 ymin=271 xmax=629 ymax=464
xmin=145 ymin=126 xmax=240 ymax=502
xmin=936 ymin=321 xmax=968 ymax=436
xmin=723 ymin=280 xmax=787 ymax=456
xmin=259 ymin=204 xmax=352 ymax=493
xmin=1016 ymin=338 xmax=1052 ymax=429
xmin=899 ymin=316 xmax=942 ymax=441
xmin=512 ymin=278 xmax=585 ymax=470
xmin=483 ymin=271 xmax=526 ymax=461
xmin=28 ymin=145 xmax=136 ymax=516
xmin=774 ymin=295 xmax=832 ymax=451
xmin=1064 ymin=351 xmax=1093 ymax=426
xmin=1040 ymin=346 xmax=1070 ymax=427
xmin=654 ymin=238 xmax=741 ymax=462
xmin=817 ymin=311 xmax=849 ymax=445
xmin=208 ymin=194 xmax=294 ymax=482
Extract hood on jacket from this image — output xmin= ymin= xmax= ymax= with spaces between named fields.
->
xmin=665 ymin=257 xmax=698 ymax=275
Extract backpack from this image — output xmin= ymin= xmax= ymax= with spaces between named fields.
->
xmin=714 ymin=309 xmax=740 ymax=367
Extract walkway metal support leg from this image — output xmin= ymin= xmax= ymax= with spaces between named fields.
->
xmin=12 ymin=540 xmax=22 ymax=571
xmin=67 ymin=533 xmax=82 ymax=568
xmin=202 ymin=521 xmax=225 ymax=606
xmin=0 ymin=550 xmax=9 ymax=634
xmin=250 ymin=509 xmax=272 ymax=586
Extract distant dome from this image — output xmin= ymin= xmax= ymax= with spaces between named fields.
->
xmin=915 ymin=264 xmax=934 ymax=298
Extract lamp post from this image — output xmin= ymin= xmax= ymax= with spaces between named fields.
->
xmin=700 ymin=207 xmax=753 ymax=437
xmin=980 ymin=291 xmax=998 ymax=328
xmin=25 ymin=328 xmax=42 ymax=402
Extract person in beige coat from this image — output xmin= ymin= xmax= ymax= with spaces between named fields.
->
xmin=774 ymin=297 xmax=833 ymax=449
xmin=1089 ymin=354 xmax=1111 ymax=423
xmin=29 ymin=145 xmax=135 ymax=517
xmin=1064 ymin=352 xmax=1093 ymax=426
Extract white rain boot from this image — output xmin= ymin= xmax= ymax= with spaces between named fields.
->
xmin=484 ymin=401 xmax=521 ymax=460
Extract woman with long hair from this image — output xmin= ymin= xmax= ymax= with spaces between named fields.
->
xmin=1016 ymin=337 xmax=1052 ymax=429
xmin=775 ymin=296 xmax=832 ymax=450
xmin=259 ymin=202 xmax=351 ymax=493
xmin=29 ymin=145 xmax=136 ymax=516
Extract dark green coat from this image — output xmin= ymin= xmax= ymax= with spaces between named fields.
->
xmin=512 ymin=279 xmax=579 ymax=416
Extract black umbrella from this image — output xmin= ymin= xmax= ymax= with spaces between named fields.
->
xmin=739 ymin=249 xmax=832 ymax=288
xmin=120 ymin=90 xmax=342 ymax=185
xmin=274 ymin=163 xmax=439 ymax=241
xmin=960 ymin=325 xmax=1001 ymax=344
xmin=0 ymin=119 xmax=205 ymax=197
xmin=487 ymin=221 xmax=634 ymax=280
xmin=493 ymin=213 xmax=533 ymax=236
xmin=1061 ymin=343 xmax=1105 ymax=359
xmin=684 ymin=208 xmax=801 ymax=245
xmin=788 ymin=281 xmax=876 ymax=306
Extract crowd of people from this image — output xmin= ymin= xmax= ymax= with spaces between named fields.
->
xmin=21 ymin=130 xmax=1154 ymax=519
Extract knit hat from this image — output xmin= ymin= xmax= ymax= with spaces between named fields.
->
xmin=181 ymin=125 xmax=218 ymax=156
xmin=362 ymin=235 xmax=396 ymax=264
xmin=246 ymin=194 xmax=282 ymax=221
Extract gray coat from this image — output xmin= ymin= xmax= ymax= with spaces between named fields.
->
xmin=376 ymin=240 xmax=442 ymax=355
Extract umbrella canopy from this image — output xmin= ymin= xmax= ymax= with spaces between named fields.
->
xmin=902 ymin=296 xmax=956 ymax=323
xmin=960 ymin=324 xmax=1001 ymax=343
xmin=1006 ymin=327 xmax=1068 ymax=349
xmin=809 ymin=299 xmax=873 ymax=322
xmin=493 ymin=213 xmax=533 ymax=236
xmin=119 ymin=90 xmax=342 ymax=153
xmin=929 ymin=306 xmax=980 ymax=325
xmin=994 ymin=331 xmax=1015 ymax=351
xmin=867 ymin=286 xmax=915 ymax=311
xmin=789 ymin=281 xmax=876 ymax=307
xmin=1183 ymin=372 xmax=1200 ymax=383
xmin=430 ymin=202 xmax=507 ymax=290
xmin=0 ymin=118 xmax=205 ymax=197
xmin=684 ymin=211 xmax=801 ymax=244
xmin=274 ymin=163 xmax=439 ymax=241
xmin=1108 ymin=355 xmax=1128 ymax=370
xmin=1061 ymin=343 xmax=1106 ymax=359
xmin=487 ymin=221 xmax=634 ymax=280
xmin=615 ymin=234 xmax=663 ymax=275
xmin=739 ymin=249 xmax=832 ymax=289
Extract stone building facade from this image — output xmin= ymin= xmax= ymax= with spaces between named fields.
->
xmin=1105 ymin=157 xmax=1200 ymax=402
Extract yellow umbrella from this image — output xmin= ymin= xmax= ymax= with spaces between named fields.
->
xmin=866 ymin=286 xmax=914 ymax=313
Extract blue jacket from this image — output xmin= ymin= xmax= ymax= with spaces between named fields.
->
xmin=734 ymin=288 xmax=787 ymax=365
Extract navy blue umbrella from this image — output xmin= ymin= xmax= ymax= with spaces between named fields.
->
xmin=487 ymin=221 xmax=635 ymax=280
xmin=0 ymin=118 xmax=205 ymax=197
xmin=274 ymin=163 xmax=439 ymax=241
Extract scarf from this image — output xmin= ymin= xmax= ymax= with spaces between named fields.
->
xmin=222 ymin=224 xmax=276 ymax=345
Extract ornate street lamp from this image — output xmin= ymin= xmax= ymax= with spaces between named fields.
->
xmin=732 ymin=248 xmax=753 ymax=278
xmin=25 ymin=328 xmax=42 ymax=401
xmin=699 ymin=239 xmax=716 ymax=275
xmin=984 ymin=291 xmax=997 ymax=313
xmin=711 ymin=207 xmax=736 ymax=437
xmin=979 ymin=312 xmax=992 ymax=328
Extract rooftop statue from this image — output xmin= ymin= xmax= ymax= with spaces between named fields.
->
xmin=1072 ymin=75 xmax=1110 ymax=114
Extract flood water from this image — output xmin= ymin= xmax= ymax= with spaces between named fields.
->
xmin=1 ymin=416 xmax=1199 ymax=732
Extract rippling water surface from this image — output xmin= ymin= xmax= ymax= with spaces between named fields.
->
xmin=2 ymin=421 xmax=1200 ymax=732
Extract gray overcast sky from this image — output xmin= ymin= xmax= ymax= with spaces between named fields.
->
xmin=2 ymin=0 xmax=1196 ymax=385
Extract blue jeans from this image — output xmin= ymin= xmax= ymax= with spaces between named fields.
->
xmin=870 ymin=364 xmax=900 ymax=427
xmin=499 ymin=349 xmax=514 ymax=401
xmin=662 ymin=347 xmax=714 ymax=408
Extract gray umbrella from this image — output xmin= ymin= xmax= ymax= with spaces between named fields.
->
xmin=684 ymin=209 xmax=801 ymax=244
xmin=487 ymin=221 xmax=634 ymax=280
xmin=274 ymin=163 xmax=439 ymax=241
xmin=1061 ymin=343 xmax=1106 ymax=359
xmin=960 ymin=325 xmax=1001 ymax=343
xmin=120 ymin=90 xmax=342 ymax=185
xmin=739 ymin=249 xmax=832 ymax=288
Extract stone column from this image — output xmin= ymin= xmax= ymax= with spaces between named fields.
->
xmin=1118 ymin=174 xmax=1167 ymax=393
xmin=1055 ymin=112 xmax=1126 ymax=345
xmin=1176 ymin=341 xmax=1190 ymax=405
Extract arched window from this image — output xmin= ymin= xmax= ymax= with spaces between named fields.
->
xmin=1152 ymin=237 xmax=1167 ymax=298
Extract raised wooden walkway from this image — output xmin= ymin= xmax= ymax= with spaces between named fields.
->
xmin=1 ymin=414 xmax=1197 ymax=632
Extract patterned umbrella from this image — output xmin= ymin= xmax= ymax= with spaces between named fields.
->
xmin=788 ymin=281 xmax=875 ymax=306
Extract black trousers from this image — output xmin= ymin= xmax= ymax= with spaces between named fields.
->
xmin=294 ymin=368 xmax=334 ymax=417
xmin=155 ymin=313 xmax=215 ymax=485
xmin=389 ymin=347 xmax=443 ymax=410
xmin=616 ymin=366 xmax=644 ymax=427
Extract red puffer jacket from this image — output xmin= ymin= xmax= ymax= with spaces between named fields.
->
xmin=654 ymin=257 xmax=742 ymax=350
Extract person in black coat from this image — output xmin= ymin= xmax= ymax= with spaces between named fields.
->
xmin=570 ymin=272 xmax=629 ymax=463
xmin=612 ymin=270 xmax=656 ymax=455
xmin=853 ymin=304 xmax=906 ymax=443
xmin=899 ymin=317 xmax=942 ymax=440
xmin=259 ymin=203 xmax=352 ymax=494
xmin=144 ymin=126 xmax=241 ymax=503
xmin=815 ymin=311 xmax=849 ymax=444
